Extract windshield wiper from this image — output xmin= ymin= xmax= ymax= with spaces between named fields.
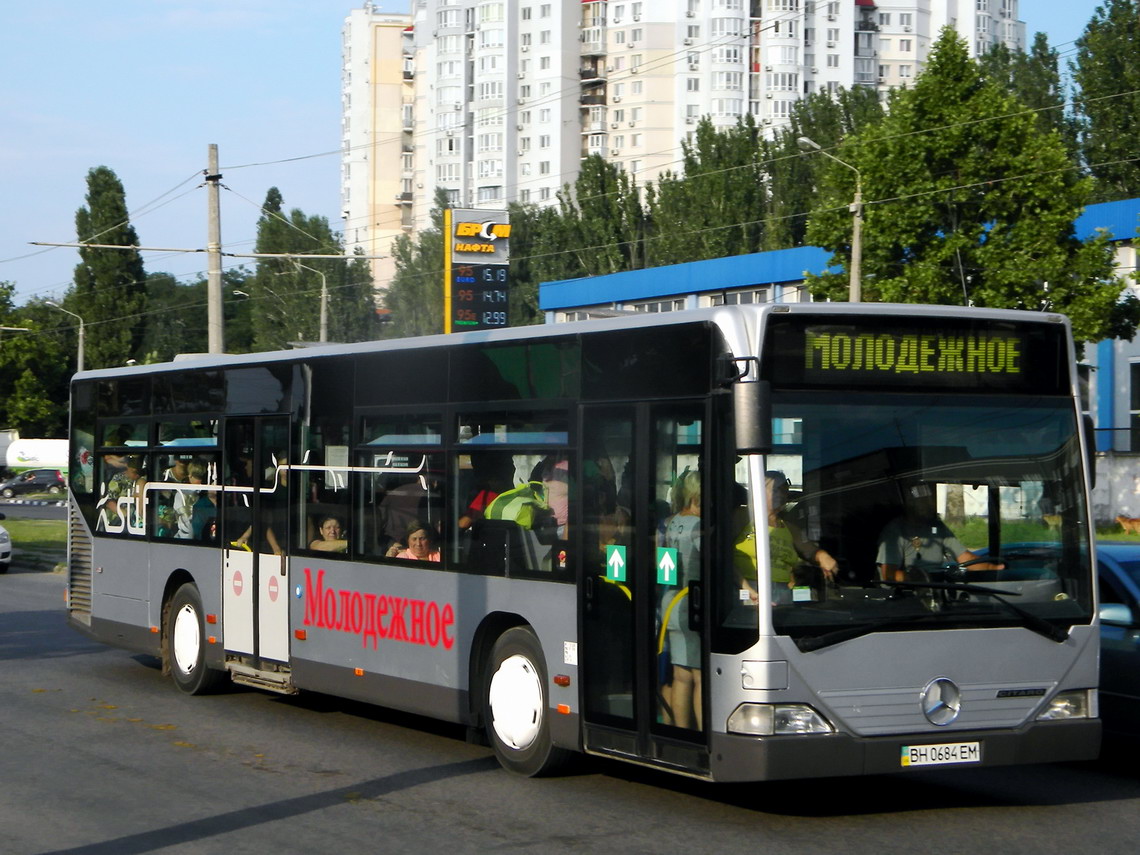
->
xmin=795 ymin=611 xmax=937 ymax=652
xmin=879 ymin=580 xmax=1069 ymax=643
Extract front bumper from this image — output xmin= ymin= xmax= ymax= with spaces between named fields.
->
xmin=708 ymin=718 xmax=1101 ymax=782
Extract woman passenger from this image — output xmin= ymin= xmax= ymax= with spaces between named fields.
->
xmin=386 ymin=519 xmax=441 ymax=562
xmin=310 ymin=516 xmax=348 ymax=553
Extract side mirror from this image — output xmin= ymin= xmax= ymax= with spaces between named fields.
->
xmin=1099 ymin=602 xmax=1135 ymax=627
xmin=734 ymin=380 xmax=771 ymax=454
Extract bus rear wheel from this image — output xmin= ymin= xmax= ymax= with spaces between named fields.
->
xmin=168 ymin=583 xmax=225 ymax=695
xmin=483 ymin=626 xmax=571 ymax=777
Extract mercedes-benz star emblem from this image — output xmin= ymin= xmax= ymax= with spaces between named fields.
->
xmin=921 ymin=677 xmax=961 ymax=726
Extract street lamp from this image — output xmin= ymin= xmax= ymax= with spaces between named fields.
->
xmin=292 ymin=261 xmax=329 ymax=343
xmin=797 ymin=136 xmax=863 ymax=303
xmin=46 ymin=301 xmax=86 ymax=372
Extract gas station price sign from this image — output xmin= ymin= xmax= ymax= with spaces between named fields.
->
xmin=452 ymin=264 xmax=510 ymax=330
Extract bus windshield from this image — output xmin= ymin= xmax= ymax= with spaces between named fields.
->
xmin=763 ymin=391 xmax=1092 ymax=647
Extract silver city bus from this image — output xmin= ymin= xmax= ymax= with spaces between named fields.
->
xmin=65 ymin=303 xmax=1100 ymax=780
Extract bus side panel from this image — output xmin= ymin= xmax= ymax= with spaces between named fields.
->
xmin=81 ymin=537 xmax=157 ymax=655
xmin=146 ymin=542 xmax=228 ymax=672
xmin=286 ymin=558 xmax=578 ymax=739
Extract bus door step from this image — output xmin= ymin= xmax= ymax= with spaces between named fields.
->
xmin=227 ymin=662 xmax=298 ymax=695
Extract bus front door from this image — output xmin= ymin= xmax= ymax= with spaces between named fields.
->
xmin=221 ymin=417 xmax=291 ymax=667
xmin=580 ymin=403 xmax=708 ymax=772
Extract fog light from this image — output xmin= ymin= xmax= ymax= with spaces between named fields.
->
xmin=1037 ymin=689 xmax=1093 ymax=721
xmin=727 ymin=703 xmax=833 ymax=736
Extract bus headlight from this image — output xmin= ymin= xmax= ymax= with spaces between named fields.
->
xmin=1036 ymin=689 xmax=1094 ymax=721
xmin=727 ymin=703 xmax=834 ymax=736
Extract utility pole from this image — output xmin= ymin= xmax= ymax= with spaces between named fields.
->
xmin=206 ymin=144 xmax=225 ymax=353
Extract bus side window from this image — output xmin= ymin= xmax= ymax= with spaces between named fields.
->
xmin=356 ymin=451 xmax=445 ymax=563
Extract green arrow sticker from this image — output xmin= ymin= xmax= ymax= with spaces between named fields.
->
xmin=656 ymin=547 xmax=678 ymax=585
xmin=605 ymin=544 xmax=627 ymax=582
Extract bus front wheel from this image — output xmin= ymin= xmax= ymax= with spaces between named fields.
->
xmin=483 ymin=626 xmax=571 ymax=777
xmin=167 ymin=583 xmax=225 ymax=695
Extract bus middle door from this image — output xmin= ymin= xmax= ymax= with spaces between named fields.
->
xmin=222 ymin=416 xmax=291 ymax=667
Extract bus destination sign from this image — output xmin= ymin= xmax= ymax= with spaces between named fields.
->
xmin=452 ymin=264 xmax=509 ymax=330
xmin=765 ymin=316 xmax=1067 ymax=395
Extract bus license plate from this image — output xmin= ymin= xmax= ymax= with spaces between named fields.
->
xmin=900 ymin=741 xmax=981 ymax=767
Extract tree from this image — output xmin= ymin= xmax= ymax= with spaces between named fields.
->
xmin=767 ymin=87 xmax=886 ymax=250
xmin=977 ymin=35 xmax=1075 ymax=152
xmin=804 ymin=29 xmax=1132 ymax=344
xmin=250 ymin=188 xmax=373 ymax=351
xmin=329 ymin=253 xmax=381 ymax=343
xmin=70 ymin=166 xmax=148 ymax=369
xmin=549 ymin=156 xmax=644 ymax=276
xmin=382 ymin=189 xmax=447 ymax=338
xmin=646 ymin=115 xmax=766 ymax=265
xmin=0 ymin=292 xmax=70 ymax=436
xmin=1072 ymin=0 xmax=1140 ymax=201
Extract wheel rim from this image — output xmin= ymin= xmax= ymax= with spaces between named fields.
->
xmin=172 ymin=603 xmax=201 ymax=676
xmin=488 ymin=653 xmax=543 ymax=751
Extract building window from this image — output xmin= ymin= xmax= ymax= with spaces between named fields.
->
xmin=708 ymin=287 xmax=770 ymax=306
xmin=900 ymin=38 xmax=912 ymax=52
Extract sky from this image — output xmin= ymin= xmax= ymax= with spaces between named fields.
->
xmin=0 ymin=1 xmax=1105 ymax=306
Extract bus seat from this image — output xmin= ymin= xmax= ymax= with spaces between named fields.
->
xmin=466 ymin=518 xmax=553 ymax=577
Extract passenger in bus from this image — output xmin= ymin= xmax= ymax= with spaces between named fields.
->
xmin=876 ymin=481 xmax=1003 ymax=582
xmin=385 ymin=519 xmax=441 ymax=562
xmin=542 ymin=457 xmax=570 ymax=539
xmin=124 ymin=455 xmax=148 ymax=527
xmin=738 ymin=472 xmax=838 ymax=605
xmin=310 ymin=516 xmax=348 ymax=553
xmin=660 ymin=468 xmax=702 ymax=730
xmin=163 ymin=455 xmax=190 ymax=483
xmin=457 ymin=452 xmax=515 ymax=531
xmin=187 ymin=461 xmax=216 ymax=540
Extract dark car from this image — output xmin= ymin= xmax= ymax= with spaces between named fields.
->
xmin=0 ymin=468 xmax=64 ymax=498
xmin=1097 ymin=542 xmax=1140 ymax=738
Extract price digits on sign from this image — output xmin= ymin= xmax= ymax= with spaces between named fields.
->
xmin=452 ymin=264 xmax=510 ymax=329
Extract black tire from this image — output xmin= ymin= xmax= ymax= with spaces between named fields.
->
xmin=483 ymin=626 xmax=572 ymax=777
xmin=167 ymin=583 xmax=225 ymax=695
xmin=2 ymin=488 xmax=13 ymax=499
xmin=0 ymin=563 xmax=8 ymax=574
xmin=47 ymin=485 xmax=61 ymax=495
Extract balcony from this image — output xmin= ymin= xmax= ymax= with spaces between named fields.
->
xmin=580 ymin=92 xmax=607 ymax=106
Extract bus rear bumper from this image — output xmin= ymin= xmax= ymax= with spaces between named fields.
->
xmin=707 ymin=719 xmax=1102 ymax=782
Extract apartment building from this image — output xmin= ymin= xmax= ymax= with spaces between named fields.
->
xmin=341 ymin=0 xmax=1025 ymax=289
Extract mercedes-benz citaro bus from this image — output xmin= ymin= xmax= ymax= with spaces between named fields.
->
xmin=65 ymin=303 xmax=1100 ymax=780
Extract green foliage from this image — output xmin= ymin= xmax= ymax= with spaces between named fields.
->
xmin=138 ymin=268 xmax=254 ymax=363
xmin=250 ymin=187 xmax=376 ymax=351
xmin=977 ymin=35 xmax=1075 ymax=152
xmin=646 ymin=115 xmax=766 ymax=265
xmin=803 ymin=29 xmax=1128 ymax=344
xmin=552 ymin=156 xmax=645 ymax=275
xmin=382 ymin=188 xmax=447 ymax=339
xmin=1073 ymin=0 xmax=1140 ymax=201
xmin=71 ymin=166 xmax=148 ymax=369
xmin=0 ymin=291 xmax=70 ymax=436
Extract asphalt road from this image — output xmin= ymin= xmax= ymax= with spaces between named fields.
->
xmin=3 ymin=568 xmax=1140 ymax=854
